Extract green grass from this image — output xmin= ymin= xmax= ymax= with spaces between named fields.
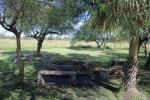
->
xmin=0 ymin=39 xmax=149 ymax=100
xmin=0 ymin=39 xmax=130 ymax=50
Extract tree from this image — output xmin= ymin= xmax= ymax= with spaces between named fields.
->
xmin=0 ymin=0 xmax=39 ymax=84
xmin=90 ymin=0 xmax=150 ymax=97
xmin=140 ymin=30 xmax=150 ymax=58
xmin=25 ymin=1 xmax=75 ymax=55
xmin=28 ymin=26 xmax=64 ymax=56
xmin=72 ymin=23 xmax=114 ymax=48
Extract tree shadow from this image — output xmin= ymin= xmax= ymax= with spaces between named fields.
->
xmin=68 ymin=46 xmax=113 ymax=52
xmin=0 ymin=58 xmax=69 ymax=99
xmin=138 ymin=70 xmax=150 ymax=93
xmin=0 ymin=60 xmax=16 ymax=99
xmin=0 ymin=51 xmax=66 ymax=99
xmin=0 ymin=50 xmax=149 ymax=99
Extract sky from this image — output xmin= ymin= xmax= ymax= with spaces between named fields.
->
xmin=0 ymin=26 xmax=14 ymax=36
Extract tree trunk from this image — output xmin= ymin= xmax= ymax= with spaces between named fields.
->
xmin=122 ymin=33 xmax=141 ymax=100
xmin=144 ymin=42 xmax=147 ymax=58
xmin=103 ymin=42 xmax=106 ymax=48
xmin=123 ymin=57 xmax=138 ymax=89
xmin=95 ymin=40 xmax=100 ymax=48
xmin=16 ymin=34 xmax=24 ymax=84
xmin=99 ymin=39 xmax=105 ymax=48
xmin=123 ymin=33 xmax=140 ymax=90
xmin=37 ymin=40 xmax=43 ymax=56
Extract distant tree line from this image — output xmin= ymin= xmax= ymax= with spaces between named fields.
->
xmin=0 ymin=34 xmax=16 ymax=39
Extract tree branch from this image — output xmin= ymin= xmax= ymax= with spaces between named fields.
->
xmin=10 ymin=14 xmax=19 ymax=28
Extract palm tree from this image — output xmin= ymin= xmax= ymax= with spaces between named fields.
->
xmin=91 ymin=0 xmax=150 ymax=97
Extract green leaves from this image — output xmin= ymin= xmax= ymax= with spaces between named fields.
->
xmin=91 ymin=0 xmax=149 ymax=35
xmin=72 ymin=22 xmax=114 ymax=43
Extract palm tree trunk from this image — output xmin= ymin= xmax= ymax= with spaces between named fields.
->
xmin=123 ymin=33 xmax=140 ymax=90
xmin=16 ymin=34 xmax=24 ymax=84
xmin=123 ymin=57 xmax=138 ymax=89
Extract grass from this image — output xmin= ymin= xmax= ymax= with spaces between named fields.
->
xmin=0 ymin=39 xmax=149 ymax=100
xmin=0 ymin=39 xmax=130 ymax=50
xmin=0 ymin=39 xmax=70 ymax=50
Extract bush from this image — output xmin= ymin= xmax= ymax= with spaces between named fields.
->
xmin=105 ymin=46 xmax=112 ymax=49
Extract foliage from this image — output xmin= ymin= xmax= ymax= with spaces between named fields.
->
xmin=72 ymin=23 xmax=114 ymax=47
xmin=91 ymin=0 xmax=150 ymax=35
xmin=0 ymin=0 xmax=39 ymax=32
xmin=25 ymin=0 xmax=75 ymax=40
